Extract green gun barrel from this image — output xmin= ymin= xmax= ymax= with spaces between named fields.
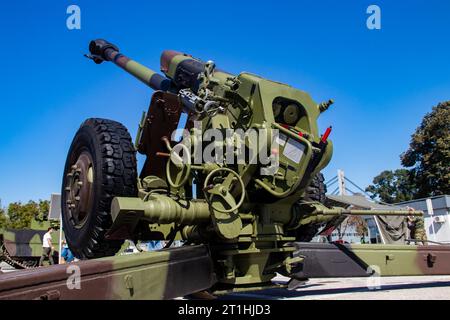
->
xmin=88 ymin=39 xmax=171 ymax=91
xmin=160 ymin=50 xmax=234 ymax=93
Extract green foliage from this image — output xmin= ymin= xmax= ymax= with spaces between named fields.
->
xmin=0 ymin=206 xmax=9 ymax=229
xmin=401 ymin=101 xmax=450 ymax=197
xmin=367 ymin=101 xmax=449 ymax=202
xmin=6 ymin=200 xmax=50 ymax=229
xmin=366 ymin=169 xmax=417 ymax=203
xmin=37 ymin=200 xmax=50 ymax=221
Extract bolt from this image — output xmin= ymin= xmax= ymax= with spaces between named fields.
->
xmin=220 ymin=187 xmax=228 ymax=196
xmin=75 ymin=196 xmax=81 ymax=201
xmin=77 ymin=181 xmax=83 ymax=186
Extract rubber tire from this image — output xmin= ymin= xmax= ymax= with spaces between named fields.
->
xmin=61 ymin=118 xmax=137 ymax=259
xmin=295 ymin=173 xmax=327 ymax=242
xmin=304 ymin=172 xmax=327 ymax=203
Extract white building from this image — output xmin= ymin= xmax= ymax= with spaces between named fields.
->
xmin=396 ymin=195 xmax=450 ymax=244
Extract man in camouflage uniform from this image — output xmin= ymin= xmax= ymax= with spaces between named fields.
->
xmin=407 ymin=209 xmax=427 ymax=245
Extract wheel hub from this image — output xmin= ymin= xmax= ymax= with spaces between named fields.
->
xmin=64 ymin=152 xmax=94 ymax=228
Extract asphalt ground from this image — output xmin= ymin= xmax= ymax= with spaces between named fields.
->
xmin=221 ymin=274 xmax=450 ymax=300
xmin=0 ymin=262 xmax=16 ymax=273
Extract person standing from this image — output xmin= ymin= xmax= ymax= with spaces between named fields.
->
xmin=407 ymin=213 xmax=428 ymax=245
xmin=412 ymin=216 xmax=427 ymax=244
xmin=39 ymin=227 xmax=54 ymax=266
xmin=61 ymin=239 xmax=75 ymax=263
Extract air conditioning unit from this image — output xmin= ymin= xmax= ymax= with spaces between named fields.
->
xmin=434 ymin=216 xmax=446 ymax=224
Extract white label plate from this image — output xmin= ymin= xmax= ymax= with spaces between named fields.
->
xmin=283 ymin=138 xmax=305 ymax=163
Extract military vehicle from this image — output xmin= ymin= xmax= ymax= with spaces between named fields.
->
xmin=60 ymin=40 xmax=427 ymax=287
xmin=0 ymin=218 xmax=59 ymax=269
xmin=1 ymin=40 xmax=449 ymax=300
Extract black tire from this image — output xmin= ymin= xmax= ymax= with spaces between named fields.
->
xmin=304 ymin=173 xmax=327 ymax=203
xmin=61 ymin=118 xmax=137 ymax=259
xmin=295 ymin=173 xmax=327 ymax=242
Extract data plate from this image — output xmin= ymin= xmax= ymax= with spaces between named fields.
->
xmin=283 ymin=138 xmax=305 ymax=163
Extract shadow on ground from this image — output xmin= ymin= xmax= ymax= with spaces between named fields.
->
xmin=218 ymin=280 xmax=450 ymax=300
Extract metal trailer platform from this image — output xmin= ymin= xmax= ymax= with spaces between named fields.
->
xmin=1 ymin=242 xmax=450 ymax=300
xmin=0 ymin=245 xmax=215 ymax=300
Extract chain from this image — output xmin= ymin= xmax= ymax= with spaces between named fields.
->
xmin=0 ymin=243 xmax=37 ymax=269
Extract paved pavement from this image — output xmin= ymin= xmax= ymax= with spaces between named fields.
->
xmin=0 ymin=262 xmax=16 ymax=273
xmin=222 ymin=274 xmax=450 ymax=300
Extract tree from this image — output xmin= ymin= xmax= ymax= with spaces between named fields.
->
xmin=37 ymin=200 xmax=50 ymax=221
xmin=7 ymin=202 xmax=35 ymax=229
xmin=338 ymin=216 xmax=368 ymax=241
xmin=401 ymin=101 xmax=450 ymax=197
xmin=347 ymin=216 xmax=368 ymax=238
xmin=367 ymin=101 xmax=449 ymax=202
xmin=0 ymin=206 xmax=9 ymax=229
xmin=366 ymin=169 xmax=417 ymax=203
xmin=6 ymin=200 xmax=50 ymax=229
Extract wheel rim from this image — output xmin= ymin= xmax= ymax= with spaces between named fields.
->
xmin=64 ymin=151 xmax=94 ymax=228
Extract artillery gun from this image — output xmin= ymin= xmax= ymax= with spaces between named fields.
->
xmin=57 ymin=39 xmax=429 ymax=292
xmin=0 ymin=218 xmax=59 ymax=269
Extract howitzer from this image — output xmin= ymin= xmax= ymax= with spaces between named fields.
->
xmin=57 ymin=39 xmax=435 ymax=294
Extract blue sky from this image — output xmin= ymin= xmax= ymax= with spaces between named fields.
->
xmin=0 ymin=0 xmax=449 ymax=206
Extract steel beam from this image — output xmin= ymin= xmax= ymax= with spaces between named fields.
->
xmin=293 ymin=242 xmax=450 ymax=278
xmin=0 ymin=245 xmax=215 ymax=300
